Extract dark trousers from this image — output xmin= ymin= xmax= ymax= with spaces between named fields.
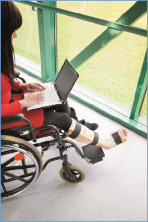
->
xmin=43 ymin=101 xmax=75 ymax=131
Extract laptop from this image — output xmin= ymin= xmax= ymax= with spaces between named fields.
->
xmin=25 ymin=59 xmax=79 ymax=111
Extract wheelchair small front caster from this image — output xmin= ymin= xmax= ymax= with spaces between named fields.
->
xmin=59 ymin=165 xmax=86 ymax=183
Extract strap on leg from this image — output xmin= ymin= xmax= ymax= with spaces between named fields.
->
xmin=69 ymin=121 xmax=81 ymax=139
xmin=111 ymin=132 xmax=122 ymax=145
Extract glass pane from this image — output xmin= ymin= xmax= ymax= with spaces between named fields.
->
xmin=57 ymin=13 xmax=106 ymax=70
xmin=57 ymin=1 xmax=138 ymax=70
xmin=57 ymin=1 xmax=147 ymax=70
xmin=141 ymin=92 xmax=147 ymax=117
xmin=76 ymin=31 xmax=147 ymax=109
xmin=57 ymin=1 xmax=147 ymax=110
xmin=58 ymin=1 xmax=147 ymax=29
xmin=13 ymin=2 xmax=41 ymax=65
xmin=58 ymin=1 xmax=135 ymax=21
xmin=132 ymin=13 xmax=147 ymax=29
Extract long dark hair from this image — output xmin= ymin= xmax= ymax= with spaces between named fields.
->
xmin=1 ymin=1 xmax=22 ymax=85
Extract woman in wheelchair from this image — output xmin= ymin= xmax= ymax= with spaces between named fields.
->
xmin=1 ymin=1 xmax=129 ymax=199
xmin=1 ymin=1 xmax=128 ymax=152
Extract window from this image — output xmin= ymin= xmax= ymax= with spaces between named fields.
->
xmin=13 ymin=2 xmax=41 ymax=77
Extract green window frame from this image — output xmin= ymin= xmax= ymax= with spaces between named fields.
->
xmin=15 ymin=1 xmax=147 ymax=138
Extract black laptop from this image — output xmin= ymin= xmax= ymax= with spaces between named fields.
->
xmin=26 ymin=59 xmax=79 ymax=111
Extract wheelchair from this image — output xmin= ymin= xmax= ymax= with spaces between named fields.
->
xmin=1 ymin=75 xmax=105 ymax=200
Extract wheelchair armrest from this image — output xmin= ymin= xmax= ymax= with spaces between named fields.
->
xmin=12 ymin=74 xmax=26 ymax=94
xmin=1 ymin=114 xmax=25 ymax=126
xmin=17 ymin=76 xmax=26 ymax=83
xmin=1 ymin=114 xmax=37 ymax=142
xmin=15 ymin=72 xmax=26 ymax=83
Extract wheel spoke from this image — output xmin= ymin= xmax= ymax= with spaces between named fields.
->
xmin=1 ymin=149 xmax=17 ymax=156
xmin=3 ymin=164 xmax=35 ymax=171
xmin=22 ymin=158 xmax=28 ymax=176
xmin=5 ymin=173 xmax=35 ymax=183
xmin=1 ymin=177 xmax=7 ymax=193
xmin=1 ymin=174 xmax=6 ymax=183
xmin=1 ymin=137 xmax=42 ymax=199
xmin=3 ymin=171 xmax=30 ymax=184
xmin=1 ymin=157 xmax=15 ymax=168
xmin=71 ymin=170 xmax=81 ymax=177
xmin=73 ymin=172 xmax=80 ymax=175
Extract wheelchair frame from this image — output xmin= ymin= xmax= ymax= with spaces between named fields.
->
xmin=1 ymin=114 xmax=92 ymax=199
xmin=1 ymin=74 xmax=104 ymax=200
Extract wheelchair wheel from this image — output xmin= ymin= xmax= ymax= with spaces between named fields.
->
xmin=59 ymin=165 xmax=85 ymax=183
xmin=1 ymin=135 xmax=43 ymax=200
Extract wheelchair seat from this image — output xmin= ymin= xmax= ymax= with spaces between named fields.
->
xmin=1 ymin=114 xmax=67 ymax=141
xmin=1 ymin=124 xmax=60 ymax=141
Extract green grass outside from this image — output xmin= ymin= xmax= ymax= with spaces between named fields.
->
xmin=14 ymin=4 xmax=41 ymax=64
xmin=14 ymin=1 xmax=147 ymax=117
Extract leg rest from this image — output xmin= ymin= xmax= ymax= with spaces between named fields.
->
xmin=82 ymin=145 xmax=105 ymax=164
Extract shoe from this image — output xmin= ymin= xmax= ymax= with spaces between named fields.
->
xmin=79 ymin=119 xmax=98 ymax=131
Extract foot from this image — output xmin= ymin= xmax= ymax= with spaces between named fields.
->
xmin=98 ymin=128 xmax=128 ymax=149
xmin=79 ymin=119 xmax=98 ymax=131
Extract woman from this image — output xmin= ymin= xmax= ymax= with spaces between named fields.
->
xmin=1 ymin=1 xmax=98 ymax=131
xmin=1 ymin=1 xmax=128 ymax=151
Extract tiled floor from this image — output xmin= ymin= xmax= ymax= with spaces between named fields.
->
xmin=1 ymin=72 xmax=147 ymax=221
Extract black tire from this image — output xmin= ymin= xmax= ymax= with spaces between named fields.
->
xmin=59 ymin=165 xmax=85 ymax=183
xmin=1 ymin=135 xmax=43 ymax=200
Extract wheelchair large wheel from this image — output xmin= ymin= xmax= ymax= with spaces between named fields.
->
xmin=1 ymin=135 xmax=43 ymax=200
xmin=59 ymin=165 xmax=85 ymax=183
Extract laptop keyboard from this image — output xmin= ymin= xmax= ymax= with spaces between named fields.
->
xmin=39 ymin=83 xmax=61 ymax=105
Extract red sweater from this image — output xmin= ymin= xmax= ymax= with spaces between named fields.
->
xmin=1 ymin=73 xmax=44 ymax=131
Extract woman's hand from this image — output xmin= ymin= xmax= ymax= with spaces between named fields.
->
xmin=19 ymin=83 xmax=45 ymax=92
xmin=19 ymin=92 xmax=44 ymax=108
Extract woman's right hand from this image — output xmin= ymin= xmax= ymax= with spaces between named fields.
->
xmin=19 ymin=92 xmax=44 ymax=108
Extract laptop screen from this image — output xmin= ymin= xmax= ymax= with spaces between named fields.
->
xmin=55 ymin=59 xmax=79 ymax=103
